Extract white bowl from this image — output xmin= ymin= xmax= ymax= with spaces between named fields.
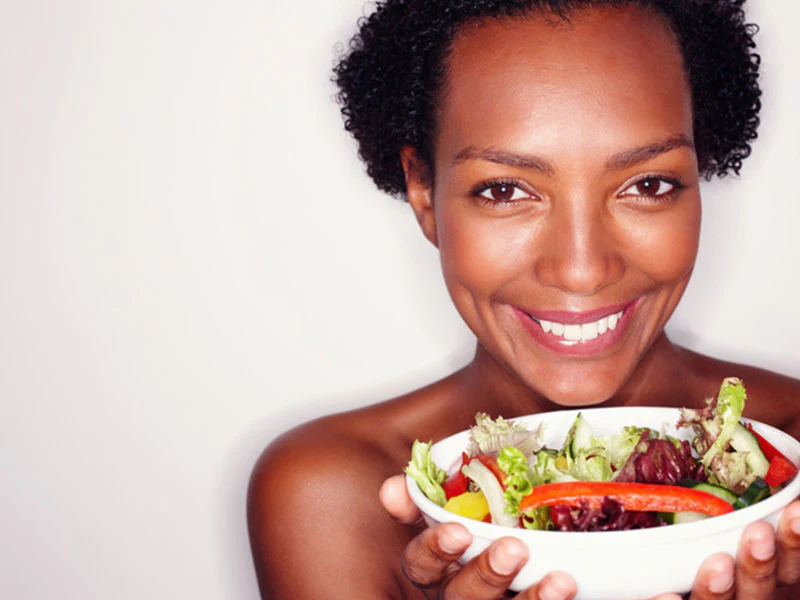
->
xmin=406 ymin=406 xmax=800 ymax=600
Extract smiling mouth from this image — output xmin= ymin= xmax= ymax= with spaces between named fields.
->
xmin=529 ymin=311 xmax=625 ymax=345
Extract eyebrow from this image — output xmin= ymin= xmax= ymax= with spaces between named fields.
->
xmin=453 ymin=146 xmax=556 ymax=176
xmin=452 ymin=134 xmax=695 ymax=176
xmin=603 ymin=134 xmax=695 ymax=173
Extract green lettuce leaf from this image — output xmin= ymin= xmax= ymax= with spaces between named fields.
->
xmin=680 ymin=377 xmax=746 ymax=469
xmin=498 ymin=446 xmax=554 ymax=530
xmin=497 ymin=446 xmax=535 ymax=516
xmin=702 ymin=378 xmax=746 ymax=468
xmin=404 ymin=440 xmax=447 ymax=507
xmin=604 ymin=426 xmax=653 ymax=470
xmin=679 ymin=378 xmax=753 ymax=492
xmin=531 ymin=449 xmax=576 ymax=483
xmin=571 ymin=453 xmax=613 ymax=482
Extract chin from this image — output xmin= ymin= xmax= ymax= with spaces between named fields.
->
xmin=528 ymin=371 xmax=626 ymax=408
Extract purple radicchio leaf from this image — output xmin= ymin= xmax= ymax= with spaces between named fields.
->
xmin=550 ymin=497 xmax=665 ymax=532
xmin=614 ymin=432 xmax=706 ymax=485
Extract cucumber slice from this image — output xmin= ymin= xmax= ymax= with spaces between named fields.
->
xmin=564 ymin=412 xmax=593 ymax=460
xmin=676 ymin=480 xmax=738 ymax=505
xmin=663 ymin=480 xmax=737 ymax=525
xmin=662 ymin=479 xmax=737 ymax=525
xmin=730 ymin=422 xmax=770 ymax=478
xmin=734 ymin=477 xmax=771 ymax=509
xmin=660 ymin=511 xmax=709 ymax=525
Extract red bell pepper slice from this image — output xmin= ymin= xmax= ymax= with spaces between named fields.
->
xmin=765 ymin=455 xmax=799 ymax=487
xmin=442 ymin=452 xmax=470 ymax=500
xmin=744 ymin=422 xmax=799 ymax=486
xmin=518 ymin=481 xmax=734 ymax=516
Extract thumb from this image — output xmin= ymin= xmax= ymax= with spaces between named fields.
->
xmin=380 ymin=474 xmax=426 ymax=528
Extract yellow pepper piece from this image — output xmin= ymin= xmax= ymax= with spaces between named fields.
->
xmin=555 ymin=455 xmax=569 ymax=471
xmin=444 ymin=491 xmax=490 ymax=521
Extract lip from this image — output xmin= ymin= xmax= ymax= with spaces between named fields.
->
xmin=525 ymin=301 xmax=632 ymax=325
xmin=512 ymin=299 xmax=640 ymax=357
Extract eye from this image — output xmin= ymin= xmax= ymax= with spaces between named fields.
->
xmin=620 ymin=177 xmax=677 ymax=198
xmin=476 ymin=182 xmax=532 ymax=203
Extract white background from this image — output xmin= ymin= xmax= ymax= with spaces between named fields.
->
xmin=1 ymin=1 xmax=798 ymax=598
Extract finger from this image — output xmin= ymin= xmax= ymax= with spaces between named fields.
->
xmin=648 ymin=594 xmax=683 ymax=600
xmin=776 ymin=500 xmax=800 ymax=585
xmin=441 ymin=536 xmax=528 ymax=599
xmin=516 ymin=570 xmax=577 ymax=600
xmin=735 ymin=521 xmax=777 ymax=600
xmin=686 ymin=553 xmax=735 ymax=600
xmin=400 ymin=522 xmax=472 ymax=588
xmin=380 ymin=474 xmax=425 ymax=528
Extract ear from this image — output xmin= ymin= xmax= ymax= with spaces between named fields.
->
xmin=400 ymin=145 xmax=438 ymax=248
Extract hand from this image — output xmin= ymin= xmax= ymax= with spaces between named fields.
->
xmin=380 ymin=475 xmax=577 ymax=600
xmin=651 ymin=499 xmax=800 ymax=600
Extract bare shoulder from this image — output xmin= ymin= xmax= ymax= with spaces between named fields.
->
xmin=679 ymin=346 xmax=800 ymax=436
xmin=247 ymin=413 xmax=408 ymax=599
xmin=247 ymin=379 xmax=463 ymax=600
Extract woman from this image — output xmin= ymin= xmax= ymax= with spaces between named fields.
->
xmin=249 ymin=1 xmax=800 ymax=598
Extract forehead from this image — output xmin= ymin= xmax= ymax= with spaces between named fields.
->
xmin=437 ymin=6 xmax=693 ymax=163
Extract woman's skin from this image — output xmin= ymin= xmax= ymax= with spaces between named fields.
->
xmin=249 ymin=6 xmax=800 ymax=599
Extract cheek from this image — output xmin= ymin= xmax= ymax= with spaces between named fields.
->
xmin=619 ymin=196 xmax=701 ymax=282
xmin=436 ymin=205 xmax=533 ymax=296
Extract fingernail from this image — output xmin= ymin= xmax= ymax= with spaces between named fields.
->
xmin=539 ymin=575 xmax=570 ymax=600
xmin=439 ymin=528 xmax=470 ymax=554
xmin=709 ymin=567 xmax=734 ymax=594
xmin=489 ymin=540 xmax=527 ymax=576
xmin=751 ymin=535 xmax=775 ymax=561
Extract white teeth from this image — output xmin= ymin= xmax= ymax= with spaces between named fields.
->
xmin=581 ymin=322 xmax=599 ymax=341
xmin=597 ymin=317 xmax=608 ymax=335
xmin=535 ymin=310 xmax=624 ymax=343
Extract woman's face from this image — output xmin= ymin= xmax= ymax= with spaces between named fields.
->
xmin=405 ymin=6 xmax=702 ymax=406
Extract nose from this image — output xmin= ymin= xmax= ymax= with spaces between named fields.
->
xmin=533 ymin=197 xmax=625 ymax=295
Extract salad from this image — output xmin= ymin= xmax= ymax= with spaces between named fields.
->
xmin=406 ymin=378 xmax=799 ymax=532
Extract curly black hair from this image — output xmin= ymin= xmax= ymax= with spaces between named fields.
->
xmin=333 ymin=0 xmax=761 ymax=198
